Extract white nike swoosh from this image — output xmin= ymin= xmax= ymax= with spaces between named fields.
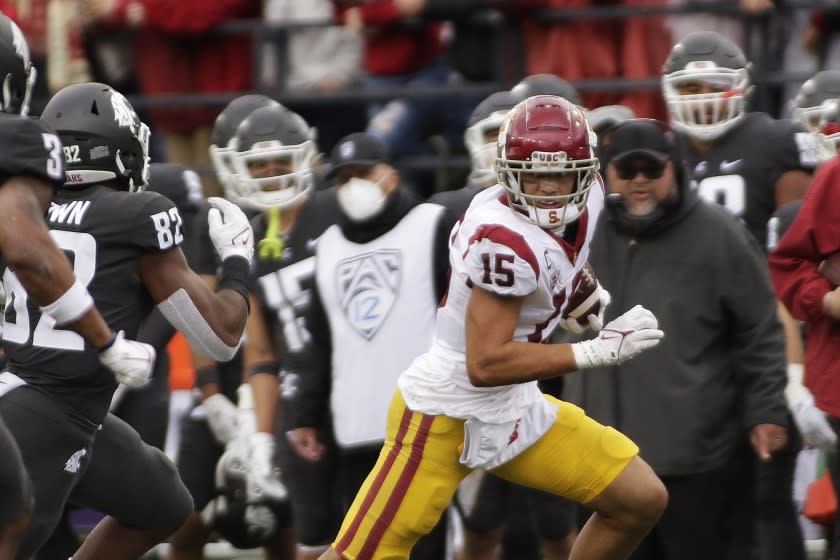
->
xmin=719 ymin=159 xmax=743 ymax=172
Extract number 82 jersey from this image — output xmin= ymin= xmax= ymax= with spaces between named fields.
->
xmin=2 ymin=184 xmax=183 ymax=424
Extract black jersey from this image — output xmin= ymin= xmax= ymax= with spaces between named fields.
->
xmin=250 ymin=189 xmax=340 ymax=363
xmin=0 ymin=113 xmax=66 ymax=189
xmin=2 ymin=185 xmax=183 ymax=424
xmin=679 ymin=112 xmax=817 ymax=247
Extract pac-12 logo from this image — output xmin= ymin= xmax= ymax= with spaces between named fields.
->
xmin=336 ymin=250 xmax=401 ymax=340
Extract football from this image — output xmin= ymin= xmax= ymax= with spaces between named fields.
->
xmin=565 ymin=262 xmax=603 ymax=324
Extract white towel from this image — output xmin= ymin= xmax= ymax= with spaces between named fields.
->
xmin=459 ymin=397 xmax=558 ymax=470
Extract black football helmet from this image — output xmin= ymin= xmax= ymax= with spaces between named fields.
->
xmin=791 ymin=70 xmax=840 ymax=133
xmin=464 ymin=90 xmax=519 ymax=185
xmin=587 ymin=104 xmax=636 ymax=137
xmin=229 ymin=105 xmax=317 ymax=210
xmin=147 ymin=163 xmax=204 ymax=214
xmin=511 ymin=74 xmax=582 ymax=107
xmin=209 ymin=94 xmax=281 ymax=192
xmin=662 ymin=31 xmax=751 ymax=141
xmin=201 ymin=443 xmax=291 ymax=550
xmin=40 ymin=82 xmax=150 ymax=191
xmin=0 ymin=12 xmax=34 ymax=116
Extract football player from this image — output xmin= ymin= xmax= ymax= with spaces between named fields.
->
xmin=430 ymin=90 xmax=519 ymax=217
xmin=790 ymin=69 xmax=840 ymax=133
xmin=0 ymin=14 xmax=154 ymax=560
xmin=433 ymin=89 xmax=579 ymax=560
xmin=315 ymin=96 xmax=667 ymax=560
xmin=663 ymin=31 xmax=812 ymax=560
xmin=36 ymin=163 xmax=208 ymax=560
xmin=290 ymin=130 xmax=456 ymax=560
xmin=215 ymin=102 xmax=342 ymax=560
xmin=662 ymin=31 xmax=816 ymax=248
xmin=511 ymin=73 xmax=582 ymax=107
xmin=0 ymin=81 xmax=254 ymax=560
xmin=167 ymin=93 xmax=293 ymax=560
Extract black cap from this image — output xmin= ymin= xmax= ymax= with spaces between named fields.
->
xmin=599 ymin=119 xmax=674 ymax=164
xmin=327 ymin=132 xmax=389 ymax=178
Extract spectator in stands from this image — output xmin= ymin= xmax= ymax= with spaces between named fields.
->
xmin=519 ymin=0 xmax=670 ymax=119
xmin=263 ymin=0 xmax=365 ymax=153
xmin=331 ymin=0 xmax=452 ymax=173
xmin=565 ymin=118 xmax=790 ymax=560
xmin=80 ymin=0 xmax=260 ymax=194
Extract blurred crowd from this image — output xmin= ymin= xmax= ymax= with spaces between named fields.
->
xmin=3 ymin=0 xmax=836 ymax=197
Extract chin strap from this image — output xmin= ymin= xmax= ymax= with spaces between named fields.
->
xmin=258 ymin=207 xmax=284 ymax=261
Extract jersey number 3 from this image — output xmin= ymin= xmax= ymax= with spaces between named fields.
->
xmin=3 ymin=230 xmax=96 ymax=351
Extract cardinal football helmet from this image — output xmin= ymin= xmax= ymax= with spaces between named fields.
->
xmin=41 ymin=82 xmax=150 ymax=191
xmin=791 ymin=70 xmax=840 ymax=133
xmin=662 ymin=31 xmax=751 ymax=142
xmin=209 ymin=94 xmax=281 ymax=195
xmin=229 ymin=105 xmax=317 ymax=210
xmin=464 ymin=90 xmax=519 ymax=186
xmin=0 ymin=13 xmax=34 ymax=116
xmin=496 ymin=95 xmax=599 ymax=228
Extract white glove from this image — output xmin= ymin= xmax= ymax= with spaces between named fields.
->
xmin=786 ymin=364 xmax=837 ymax=452
xmin=207 ymin=196 xmax=254 ymax=264
xmin=98 ymin=331 xmax=156 ymax=388
xmin=571 ymin=305 xmax=664 ymax=369
xmin=246 ymin=431 xmax=288 ymax=501
xmin=560 ymin=287 xmax=611 ymax=334
xmin=204 ymin=394 xmax=240 ymax=446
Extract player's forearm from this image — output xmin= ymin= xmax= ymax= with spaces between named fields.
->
xmin=466 ymin=341 xmax=578 ymax=387
xmin=249 ymin=373 xmax=279 ymax=433
xmin=206 ymin=289 xmax=249 ymax=346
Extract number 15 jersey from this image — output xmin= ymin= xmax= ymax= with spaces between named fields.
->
xmin=398 ymin=181 xmax=604 ymax=424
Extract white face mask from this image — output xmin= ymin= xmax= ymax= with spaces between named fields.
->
xmin=337 ymin=175 xmax=388 ymax=222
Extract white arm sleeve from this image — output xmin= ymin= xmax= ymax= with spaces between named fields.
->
xmin=157 ymin=288 xmax=241 ymax=362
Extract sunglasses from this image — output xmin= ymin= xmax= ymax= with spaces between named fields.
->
xmin=614 ymin=158 xmax=667 ymax=180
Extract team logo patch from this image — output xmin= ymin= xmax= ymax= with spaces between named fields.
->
xmin=336 ymin=250 xmax=402 ymax=340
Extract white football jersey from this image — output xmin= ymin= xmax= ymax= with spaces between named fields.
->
xmin=398 ymin=181 xmax=605 ymax=423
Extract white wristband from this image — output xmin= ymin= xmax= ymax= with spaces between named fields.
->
xmin=40 ymin=279 xmax=94 ymax=325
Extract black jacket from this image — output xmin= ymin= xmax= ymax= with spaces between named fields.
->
xmin=563 ymin=182 xmax=788 ymax=476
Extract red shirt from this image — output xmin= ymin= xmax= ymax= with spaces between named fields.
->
xmin=769 ymin=157 xmax=840 ymax=416
xmin=333 ymin=1 xmax=445 ymax=76
xmin=105 ymin=0 xmax=260 ymax=133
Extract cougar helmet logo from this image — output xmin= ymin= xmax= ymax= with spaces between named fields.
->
xmin=111 ymin=91 xmax=135 ymax=128
xmin=9 ymin=22 xmax=28 ymax=65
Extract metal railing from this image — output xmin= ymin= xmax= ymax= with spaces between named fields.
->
xmin=119 ymin=1 xmax=831 ymax=190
